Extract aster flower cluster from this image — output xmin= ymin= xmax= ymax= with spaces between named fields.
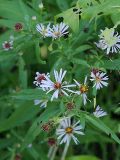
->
xmin=36 ymin=22 xmax=69 ymax=39
xmin=1 ymin=1 xmax=120 ymax=159
xmin=33 ymin=68 xmax=108 ymax=145
xmin=34 ymin=68 xmax=109 ymax=106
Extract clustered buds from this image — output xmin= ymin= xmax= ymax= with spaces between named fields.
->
xmin=48 ymin=138 xmax=56 ymax=146
xmin=41 ymin=121 xmax=54 ymax=132
xmin=66 ymin=102 xmax=75 ymax=110
xmin=15 ymin=23 xmax=23 ymax=31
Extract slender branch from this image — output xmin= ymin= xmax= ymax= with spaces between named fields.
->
xmin=47 ymin=146 xmax=54 ymax=159
xmin=61 ymin=141 xmax=70 ymax=160
xmin=50 ymin=145 xmax=58 ymax=160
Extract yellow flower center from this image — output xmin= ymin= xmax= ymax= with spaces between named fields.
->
xmin=54 ymin=82 xmax=61 ymax=89
xmin=65 ymin=127 xmax=73 ymax=134
xmin=95 ymin=76 xmax=101 ymax=82
xmin=54 ymin=31 xmax=60 ymax=36
xmin=80 ymin=85 xmax=88 ymax=93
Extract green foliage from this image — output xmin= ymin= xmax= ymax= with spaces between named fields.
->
xmin=0 ymin=0 xmax=120 ymax=159
xmin=102 ymin=58 xmax=120 ymax=70
xmin=12 ymin=89 xmax=48 ymax=100
xmin=67 ymin=155 xmax=100 ymax=160
xmin=85 ymin=115 xmax=120 ymax=144
xmin=0 ymin=102 xmax=39 ymax=133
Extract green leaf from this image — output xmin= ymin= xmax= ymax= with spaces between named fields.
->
xmin=115 ymin=107 xmax=120 ymax=113
xmin=67 ymin=155 xmax=100 ymax=160
xmin=85 ymin=115 xmax=120 ymax=144
xmin=56 ymin=7 xmax=79 ymax=33
xmin=56 ymin=0 xmax=69 ymax=11
xmin=18 ymin=56 xmax=27 ymax=89
xmin=0 ymin=138 xmax=14 ymax=150
xmin=60 ymin=100 xmax=65 ymax=113
xmin=51 ymin=56 xmax=69 ymax=71
xmin=0 ymin=0 xmax=36 ymax=21
xmin=12 ymin=89 xmax=48 ymax=100
xmin=27 ymin=147 xmax=40 ymax=159
xmin=22 ymin=102 xmax=61 ymax=149
xmin=72 ymin=58 xmax=90 ymax=67
xmin=77 ymin=0 xmax=120 ymax=20
xmin=101 ymin=58 xmax=120 ymax=70
xmin=0 ymin=19 xmax=17 ymax=29
xmin=0 ymin=102 xmax=39 ymax=133
xmin=73 ymin=45 xmax=92 ymax=56
xmin=0 ymin=52 xmax=17 ymax=62
xmin=79 ymin=113 xmax=86 ymax=129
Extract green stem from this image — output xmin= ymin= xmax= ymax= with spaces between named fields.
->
xmin=47 ymin=146 xmax=53 ymax=158
xmin=61 ymin=140 xmax=70 ymax=160
xmin=50 ymin=146 xmax=58 ymax=160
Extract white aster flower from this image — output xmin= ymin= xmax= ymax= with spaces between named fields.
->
xmin=36 ymin=23 xmax=52 ymax=38
xmin=93 ymin=105 xmax=107 ymax=118
xmin=56 ymin=117 xmax=84 ymax=145
xmin=96 ymin=27 xmax=120 ymax=54
xmin=33 ymin=72 xmax=50 ymax=87
xmin=90 ymin=71 xmax=108 ymax=90
xmin=50 ymin=22 xmax=69 ymax=39
xmin=40 ymin=68 xmax=76 ymax=101
xmin=34 ymin=99 xmax=48 ymax=108
xmin=74 ymin=76 xmax=89 ymax=105
xmin=2 ymin=40 xmax=13 ymax=51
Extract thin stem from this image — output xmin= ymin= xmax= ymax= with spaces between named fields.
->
xmin=61 ymin=140 xmax=70 ymax=160
xmin=47 ymin=146 xmax=54 ymax=159
xmin=50 ymin=145 xmax=58 ymax=160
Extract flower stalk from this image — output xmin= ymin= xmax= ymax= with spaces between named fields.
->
xmin=61 ymin=139 xmax=71 ymax=160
